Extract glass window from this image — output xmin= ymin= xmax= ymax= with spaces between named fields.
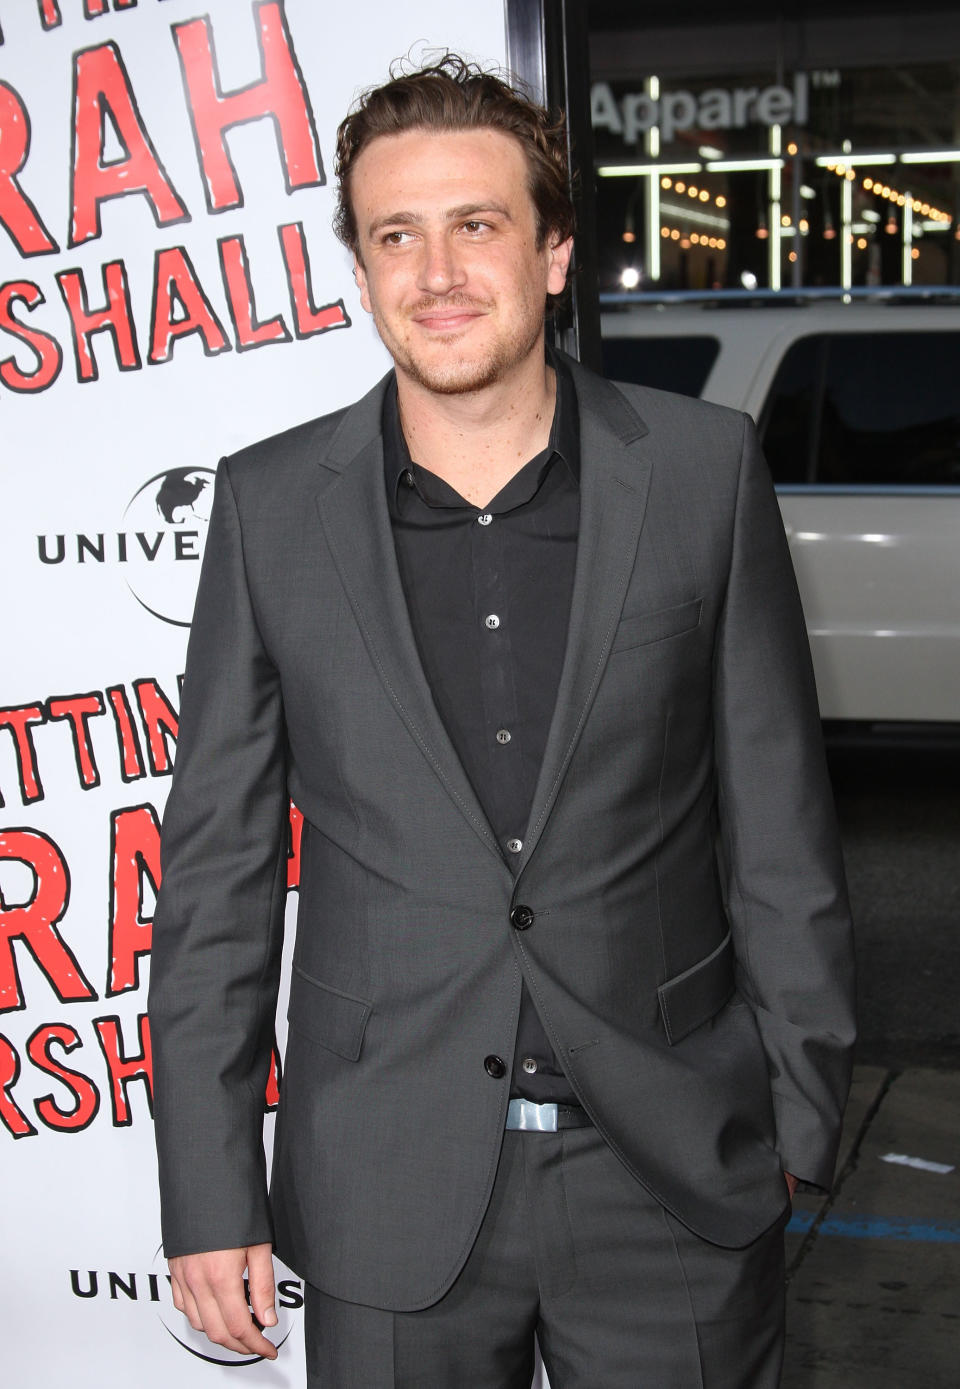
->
xmin=600 ymin=334 xmax=719 ymax=398
xmin=761 ymin=331 xmax=960 ymax=486
xmin=759 ymin=335 xmax=824 ymax=484
xmin=819 ymin=332 xmax=960 ymax=486
xmin=589 ymin=6 xmax=960 ymax=296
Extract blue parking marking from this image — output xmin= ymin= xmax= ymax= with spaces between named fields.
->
xmin=788 ymin=1212 xmax=960 ymax=1243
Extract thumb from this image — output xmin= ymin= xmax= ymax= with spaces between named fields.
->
xmin=246 ymin=1243 xmax=277 ymax=1328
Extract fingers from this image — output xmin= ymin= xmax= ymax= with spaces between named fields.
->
xmin=784 ymin=1171 xmax=799 ymax=1200
xmin=170 ymin=1270 xmax=206 ymax=1338
xmin=246 ymin=1242 xmax=278 ymax=1329
xmin=168 ymin=1247 xmax=279 ymax=1360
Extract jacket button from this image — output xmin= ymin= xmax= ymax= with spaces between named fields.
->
xmin=510 ymin=904 xmax=535 ymax=930
xmin=484 ymin=1055 xmax=506 ymax=1078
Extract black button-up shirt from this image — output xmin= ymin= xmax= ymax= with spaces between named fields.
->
xmin=384 ymin=359 xmax=579 ymax=1104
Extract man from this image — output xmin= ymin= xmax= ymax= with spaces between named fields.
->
xmin=149 ymin=55 xmax=856 ymax=1388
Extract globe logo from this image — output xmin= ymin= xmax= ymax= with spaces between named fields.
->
xmin=122 ymin=467 xmax=216 ymax=626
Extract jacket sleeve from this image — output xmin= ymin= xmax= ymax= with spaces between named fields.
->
xmin=148 ymin=458 xmax=289 ymax=1257
xmin=713 ymin=414 xmax=856 ymax=1189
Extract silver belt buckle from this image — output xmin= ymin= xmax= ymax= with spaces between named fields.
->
xmin=506 ymin=1098 xmax=558 ymax=1132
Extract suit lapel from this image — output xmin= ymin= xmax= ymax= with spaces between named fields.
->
xmin=315 ymin=376 xmax=506 ymax=866
xmin=314 ymin=362 xmax=654 ymax=873
xmin=519 ymin=363 xmax=653 ymax=869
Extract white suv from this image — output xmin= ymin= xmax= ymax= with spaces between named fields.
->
xmin=601 ymin=302 xmax=960 ymax=724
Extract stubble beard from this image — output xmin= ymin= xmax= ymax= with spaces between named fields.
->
xmin=373 ymin=296 xmax=546 ymax=397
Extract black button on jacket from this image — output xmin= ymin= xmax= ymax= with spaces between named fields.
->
xmin=384 ymin=360 xmax=579 ymax=1104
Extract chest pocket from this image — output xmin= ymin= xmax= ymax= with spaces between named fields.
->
xmin=611 ymin=597 xmax=703 ymax=653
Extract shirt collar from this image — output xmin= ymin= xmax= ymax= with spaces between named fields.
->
xmin=383 ymin=351 xmax=580 ymax=512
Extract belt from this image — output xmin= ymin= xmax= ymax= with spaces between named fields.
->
xmin=506 ymin=1098 xmax=593 ymax=1132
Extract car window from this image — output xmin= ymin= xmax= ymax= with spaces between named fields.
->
xmin=601 ymin=335 xmax=719 ymax=399
xmin=762 ymin=331 xmax=960 ymax=487
xmin=759 ymin=334 xmax=824 ymax=485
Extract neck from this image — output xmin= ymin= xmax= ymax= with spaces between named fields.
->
xmin=395 ymin=349 xmax=557 ymax=508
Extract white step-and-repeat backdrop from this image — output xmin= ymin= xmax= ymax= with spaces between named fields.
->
xmin=0 ymin=3 xmax=552 ymax=1384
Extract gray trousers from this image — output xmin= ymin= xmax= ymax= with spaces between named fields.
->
xmin=304 ymin=1126 xmax=787 ymax=1388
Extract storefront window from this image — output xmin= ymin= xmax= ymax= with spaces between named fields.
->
xmin=589 ymin=4 xmax=960 ymax=297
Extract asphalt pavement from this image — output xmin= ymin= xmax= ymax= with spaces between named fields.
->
xmin=781 ymin=742 xmax=959 ymax=1386
xmin=784 ymin=1067 xmax=959 ymax=1386
xmin=826 ymin=741 xmax=960 ymax=1067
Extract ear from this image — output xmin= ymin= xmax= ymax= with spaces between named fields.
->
xmin=353 ymin=255 xmax=372 ymax=314
xmin=546 ymin=236 xmax=574 ymax=296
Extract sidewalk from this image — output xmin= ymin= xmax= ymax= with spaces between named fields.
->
xmin=783 ymin=1066 xmax=960 ymax=1387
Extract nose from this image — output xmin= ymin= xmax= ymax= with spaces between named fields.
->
xmin=418 ymin=233 xmax=465 ymax=295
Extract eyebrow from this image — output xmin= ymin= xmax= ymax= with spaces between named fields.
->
xmin=366 ymin=202 xmax=515 ymax=238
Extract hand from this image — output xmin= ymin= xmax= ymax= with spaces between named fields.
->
xmin=784 ymin=1171 xmax=799 ymax=1200
xmin=169 ymin=1243 xmax=278 ymax=1360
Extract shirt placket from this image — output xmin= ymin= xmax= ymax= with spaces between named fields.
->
xmin=471 ymin=507 xmax=525 ymax=864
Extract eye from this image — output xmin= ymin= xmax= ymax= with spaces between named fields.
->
xmin=381 ymin=230 xmax=414 ymax=246
xmin=461 ymin=221 xmax=488 ymax=234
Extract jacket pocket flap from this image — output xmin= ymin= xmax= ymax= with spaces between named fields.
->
xmin=288 ymin=966 xmax=372 ymax=1061
xmin=612 ymin=597 xmax=703 ymax=652
xmin=657 ymin=930 xmax=734 ymax=1046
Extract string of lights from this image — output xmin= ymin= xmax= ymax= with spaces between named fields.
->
xmin=610 ymin=136 xmax=959 ymax=290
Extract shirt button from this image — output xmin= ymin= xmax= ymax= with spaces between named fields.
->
xmin=496 ymin=729 xmax=512 ymax=744
xmin=477 ymin=513 xmax=493 ymax=526
xmin=522 ymin=1057 xmax=539 ymax=1075
xmin=400 ymin=468 xmax=415 ymax=488
xmin=484 ymin=1054 xmax=506 ymax=1078
xmin=506 ymin=838 xmax=523 ymax=854
xmin=484 ymin=614 xmax=500 ymax=630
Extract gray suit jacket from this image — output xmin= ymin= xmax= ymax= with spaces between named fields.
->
xmin=149 ymin=354 xmax=855 ymax=1311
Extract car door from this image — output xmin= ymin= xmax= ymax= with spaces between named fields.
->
xmin=759 ymin=328 xmax=960 ymax=722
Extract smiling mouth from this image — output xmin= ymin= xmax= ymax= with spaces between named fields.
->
xmin=413 ymin=311 xmax=484 ymax=332
xmin=408 ymin=296 xmax=491 ymax=332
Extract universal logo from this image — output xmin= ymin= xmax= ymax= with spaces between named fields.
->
xmin=69 ymin=1247 xmax=303 ymax=1367
xmin=37 ymin=467 xmax=216 ymax=627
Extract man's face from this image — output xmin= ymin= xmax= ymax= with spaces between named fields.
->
xmin=350 ymin=127 xmax=572 ymax=395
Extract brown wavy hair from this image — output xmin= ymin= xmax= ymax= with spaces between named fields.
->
xmin=334 ymin=54 xmax=574 ymax=261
